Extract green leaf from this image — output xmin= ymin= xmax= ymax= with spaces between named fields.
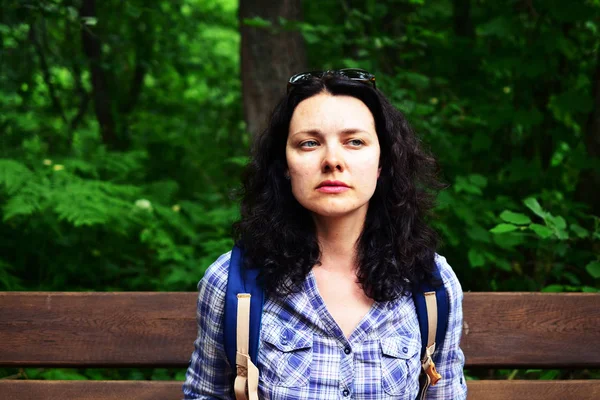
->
xmin=495 ymin=260 xmax=513 ymax=272
xmin=525 ymin=369 xmax=542 ymax=374
xmin=468 ymin=174 xmax=487 ymax=187
xmin=582 ymin=286 xmax=600 ymax=293
xmin=529 ymin=224 xmax=553 ymax=239
xmin=500 ymin=210 xmax=531 ymax=225
xmin=150 ymin=368 xmax=170 ymax=381
xmin=41 ymin=369 xmax=88 ymax=380
xmin=585 ymin=261 xmax=600 ymax=278
xmin=81 ymin=17 xmax=97 ymax=26
xmin=225 ymin=156 xmax=249 ymax=166
xmin=243 ymin=17 xmax=272 ymax=28
xmin=454 ymin=176 xmax=483 ymax=195
xmin=493 ymin=231 xmax=525 ymax=249
xmin=468 ymin=248 xmax=485 ymax=268
xmin=523 ymin=197 xmax=547 ymax=219
xmin=490 ymin=223 xmax=518 ymax=234
xmin=570 ymin=224 xmax=589 ymax=239
xmin=554 ymin=229 xmax=569 ymax=240
xmin=539 ymin=370 xmax=560 ymax=380
xmin=541 ymin=284 xmax=564 ymax=292
xmin=547 ymin=215 xmax=567 ymax=230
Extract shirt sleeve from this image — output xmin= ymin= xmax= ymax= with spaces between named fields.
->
xmin=424 ymin=254 xmax=468 ymax=400
xmin=182 ymin=252 xmax=234 ymax=400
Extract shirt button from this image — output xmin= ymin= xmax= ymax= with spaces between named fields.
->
xmin=342 ymin=389 xmax=350 ymax=397
xmin=402 ymin=346 xmax=408 ymax=354
xmin=344 ymin=347 xmax=351 ymax=355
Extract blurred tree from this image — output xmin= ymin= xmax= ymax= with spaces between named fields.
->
xmin=239 ymin=0 xmax=306 ymax=136
xmin=577 ymin=49 xmax=600 ymax=216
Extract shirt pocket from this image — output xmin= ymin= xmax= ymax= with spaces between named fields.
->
xmin=260 ymin=323 xmax=313 ymax=388
xmin=380 ymin=335 xmax=421 ymax=396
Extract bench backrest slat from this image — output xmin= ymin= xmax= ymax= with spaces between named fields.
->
xmin=1 ymin=380 xmax=599 ymax=400
xmin=0 ymin=292 xmax=598 ymax=368
xmin=463 ymin=292 xmax=600 ymax=368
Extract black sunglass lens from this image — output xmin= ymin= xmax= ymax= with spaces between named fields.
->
xmin=288 ymin=69 xmax=375 ymax=91
xmin=339 ymin=69 xmax=372 ymax=80
xmin=289 ymin=71 xmax=324 ymax=84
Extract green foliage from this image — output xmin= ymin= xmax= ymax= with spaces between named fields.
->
xmin=1 ymin=0 xmax=599 ymax=383
xmin=0 ymin=0 xmax=244 ymax=291
xmin=304 ymin=0 xmax=600 ymax=293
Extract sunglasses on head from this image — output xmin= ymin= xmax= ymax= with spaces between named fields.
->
xmin=287 ymin=68 xmax=376 ymax=93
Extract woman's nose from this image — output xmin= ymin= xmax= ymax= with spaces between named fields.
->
xmin=321 ymin=145 xmax=344 ymax=172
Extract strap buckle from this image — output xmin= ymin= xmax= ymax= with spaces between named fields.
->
xmin=424 ymin=358 xmax=442 ymax=386
xmin=422 ymin=344 xmax=442 ymax=386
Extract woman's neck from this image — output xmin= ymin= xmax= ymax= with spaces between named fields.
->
xmin=312 ymin=210 xmax=367 ymax=273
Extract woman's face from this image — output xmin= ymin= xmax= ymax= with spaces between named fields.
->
xmin=286 ymin=92 xmax=381 ymax=219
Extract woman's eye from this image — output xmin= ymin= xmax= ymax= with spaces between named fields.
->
xmin=348 ymin=139 xmax=364 ymax=147
xmin=300 ymin=140 xmax=319 ymax=148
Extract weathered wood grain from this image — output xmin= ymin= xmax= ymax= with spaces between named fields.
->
xmin=0 ymin=292 xmax=599 ymax=368
xmin=461 ymin=292 xmax=600 ymax=368
xmin=0 ymin=292 xmax=196 ymax=367
xmin=1 ymin=380 xmax=599 ymax=400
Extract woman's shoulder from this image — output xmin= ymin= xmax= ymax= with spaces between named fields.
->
xmin=197 ymin=251 xmax=232 ymax=293
xmin=434 ymin=253 xmax=463 ymax=296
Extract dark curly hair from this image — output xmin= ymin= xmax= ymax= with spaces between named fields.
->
xmin=233 ymin=75 xmax=444 ymax=302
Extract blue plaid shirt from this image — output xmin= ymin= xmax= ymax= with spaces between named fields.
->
xmin=183 ymin=252 xmax=467 ymax=399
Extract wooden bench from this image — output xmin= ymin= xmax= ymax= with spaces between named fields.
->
xmin=0 ymin=292 xmax=598 ymax=400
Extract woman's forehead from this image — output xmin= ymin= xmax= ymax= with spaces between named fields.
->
xmin=289 ymin=93 xmax=375 ymax=135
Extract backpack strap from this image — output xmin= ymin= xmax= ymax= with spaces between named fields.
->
xmin=414 ymin=257 xmax=450 ymax=399
xmin=224 ymin=245 xmax=264 ymax=400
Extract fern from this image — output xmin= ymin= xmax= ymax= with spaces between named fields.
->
xmin=153 ymin=203 xmax=196 ymax=239
xmin=0 ymin=159 xmax=34 ymax=195
xmin=51 ymin=179 xmax=140 ymax=228
xmin=93 ymin=150 xmax=148 ymax=181
xmin=63 ymin=159 xmax=99 ymax=179
xmin=3 ymin=191 xmax=42 ymax=220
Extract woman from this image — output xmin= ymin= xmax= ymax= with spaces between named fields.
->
xmin=183 ymin=69 xmax=467 ymax=399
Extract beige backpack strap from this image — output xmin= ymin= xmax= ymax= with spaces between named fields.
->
xmin=233 ymin=294 xmax=259 ymax=400
xmin=420 ymin=291 xmax=442 ymax=397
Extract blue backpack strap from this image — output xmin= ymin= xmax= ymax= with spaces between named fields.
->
xmin=223 ymin=245 xmax=265 ymax=371
xmin=414 ymin=256 xmax=449 ymax=362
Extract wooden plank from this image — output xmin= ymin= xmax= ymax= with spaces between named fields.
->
xmin=0 ymin=292 xmax=599 ymax=368
xmin=0 ymin=292 xmax=197 ymax=367
xmin=467 ymin=380 xmax=600 ymax=400
xmin=1 ymin=380 xmax=599 ymax=400
xmin=1 ymin=380 xmax=182 ymax=400
xmin=461 ymin=293 xmax=600 ymax=367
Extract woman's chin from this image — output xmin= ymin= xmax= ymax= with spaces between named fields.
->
xmin=306 ymin=204 xmax=368 ymax=219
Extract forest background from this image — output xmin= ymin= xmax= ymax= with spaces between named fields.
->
xmin=1 ymin=0 xmax=599 ymax=384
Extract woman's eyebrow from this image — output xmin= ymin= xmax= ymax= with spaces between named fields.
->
xmin=290 ymin=128 xmax=370 ymax=137
xmin=339 ymin=128 xmax=370 ymax=135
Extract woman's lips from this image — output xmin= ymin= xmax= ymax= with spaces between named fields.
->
xmin=316 ymin=186 xmax=350 ymax=193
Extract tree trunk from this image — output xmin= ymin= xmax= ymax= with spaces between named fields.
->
xmin=451 ymin=0 xmax=477 ymax=94
xmin=587 ymin=51 xmax=600 ymax=160
xmin=576 ymin=49 xmax=600 ymax=215
xmin=453 ymin=0 xmax=475 ymax=38
xmin=239 ymin=0 xmax=306 ymax=136
xmin=80 ymin=0 xmax=119 ymax=150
